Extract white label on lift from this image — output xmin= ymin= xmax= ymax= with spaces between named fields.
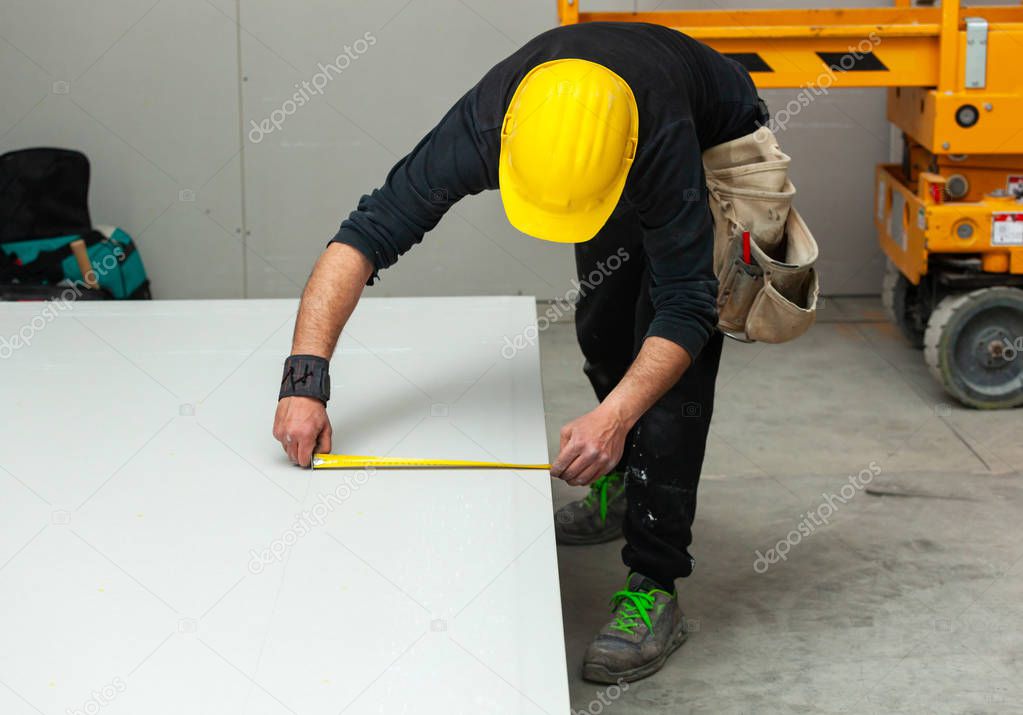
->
xmin=1008 ymin=175 xmax=1023 ymax=200
xmin=992 ymin=213 xmax=1023 ymax=245
xmin=917 ymin=207 xmax=927 ymax=230
xmin=890 ymin=191 xmax=906 ymax=250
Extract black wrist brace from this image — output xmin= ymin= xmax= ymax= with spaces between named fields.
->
xmin=279 ymin=354 xmax=331 ymax=404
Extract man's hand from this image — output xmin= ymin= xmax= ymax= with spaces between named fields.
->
xmin=273 ymin=396 xmax=332 ymax=467
xmin=551 ymin=336 xmax=693 ymax=486
xmin=551 ymin=405 xmax=629 ymax=487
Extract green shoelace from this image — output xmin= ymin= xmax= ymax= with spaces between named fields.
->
xmin=582 ymin=471 xmax=624 ymax=523
xmin=608 ymin=588 xmax=658 ymax=635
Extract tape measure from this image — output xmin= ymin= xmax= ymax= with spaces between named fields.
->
xmin=312 ymin=453 xmax=551 ymax=470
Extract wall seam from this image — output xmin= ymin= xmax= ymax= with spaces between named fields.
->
xmin=233 ymin=0 xmax=249 ymax=298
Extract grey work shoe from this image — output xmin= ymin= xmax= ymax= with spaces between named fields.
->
xmin=554 ymin=471 xmax=627 ymax=545
xmin=582 ymin=573 xmax=688 ymax=684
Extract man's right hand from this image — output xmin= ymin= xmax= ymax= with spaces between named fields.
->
xmin=273 ymin=396 xmax=333 ymax=468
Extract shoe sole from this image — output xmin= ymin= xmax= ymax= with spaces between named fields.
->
xmin=555 ymin=526 xmax=623 ymax=546
xmin=581 ymin=624 xmax=689 ymax=684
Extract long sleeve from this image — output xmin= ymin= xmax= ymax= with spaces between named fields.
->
xmin=630 ymin=119 xmax=719 ymax=359
xmin=329 ymin=89 xmax=497 ymax=283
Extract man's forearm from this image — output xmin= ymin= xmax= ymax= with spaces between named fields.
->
xmin=291 ymin=243 xmax=374 ymax=358
xmin=599 ymin=336 xmax=693 ymax=429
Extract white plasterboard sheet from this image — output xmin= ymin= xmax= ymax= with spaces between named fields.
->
xmin=0 ymin=297 xmax=568 ymax=715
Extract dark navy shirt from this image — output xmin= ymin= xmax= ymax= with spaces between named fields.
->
xmin=331 ymin=22 xmax=763 ymax=359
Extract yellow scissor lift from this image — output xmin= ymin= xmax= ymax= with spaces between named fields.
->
xmin=559 ymin=0 xmax=1023 ymax=408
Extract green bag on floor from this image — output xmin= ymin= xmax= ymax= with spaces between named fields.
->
xmin=1 ymin=226 xmax=151 ymax=299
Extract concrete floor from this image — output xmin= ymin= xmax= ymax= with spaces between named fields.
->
xmin=540 ymin=297 xmax=1023 ymax=715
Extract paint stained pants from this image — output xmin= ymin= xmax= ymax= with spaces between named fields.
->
xmin=574 ymin=206 xmax=723 ymax=587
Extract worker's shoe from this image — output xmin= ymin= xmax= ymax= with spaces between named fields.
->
xmin=582 ymin=573 xmax=688 ymax=684
xmin=554 ymin=471 xmax=626 ymax=545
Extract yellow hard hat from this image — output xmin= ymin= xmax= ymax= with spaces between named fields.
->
xmin=499 ymin=59 xmax=639 ymax=244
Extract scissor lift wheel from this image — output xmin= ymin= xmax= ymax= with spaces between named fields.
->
xmin=882 ymin=260 xmax=926 ymax=349
xmin=924 ymin=287 xmax=1023 ymax=409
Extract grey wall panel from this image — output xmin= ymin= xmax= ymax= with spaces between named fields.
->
xmin=0 ymin=0 xmax=156 ymax=79
xmin=760 ymin=87 xmax=890 ymax=295
xmin=0 ymin=0 xmax=245 ymax=298
xmin=238 ymin=0 xmax=573 ymax=299
xmin=0 ymin=34 xmax=51 ymax=136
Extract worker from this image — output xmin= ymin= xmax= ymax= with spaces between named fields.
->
xmin=273 ymin=21 xmax=769 ymax=683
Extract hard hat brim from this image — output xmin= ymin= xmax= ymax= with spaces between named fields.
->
xmin=499 ymin=154 xmax=627 ymax=244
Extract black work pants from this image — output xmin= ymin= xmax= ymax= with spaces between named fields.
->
xmin=574 ymin=206 xmax=723 ymax=587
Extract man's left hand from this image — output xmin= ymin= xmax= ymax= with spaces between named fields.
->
xmin=551 ymin=405 xmax=629 ymax=487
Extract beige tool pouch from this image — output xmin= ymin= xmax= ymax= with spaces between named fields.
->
xmin=703 ymin=127 xmax=820 ymax=343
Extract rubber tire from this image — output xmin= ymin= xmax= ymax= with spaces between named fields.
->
xmin=924 ymin=287 xmax=1023 ymax=409
xmin=882 ymin=260 xmax=925 ymax=349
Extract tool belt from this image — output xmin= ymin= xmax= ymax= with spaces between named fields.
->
xmin=703 ymin=126 xmax=820 ymax=343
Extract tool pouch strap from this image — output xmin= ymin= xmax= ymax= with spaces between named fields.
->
xmin=279 ymin=354 xmax=331 ymax=404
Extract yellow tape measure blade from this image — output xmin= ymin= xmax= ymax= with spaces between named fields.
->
xmin=312 ymin=453 xmax=551 ymax=470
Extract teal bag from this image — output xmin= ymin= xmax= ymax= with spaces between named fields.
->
xmin=1 ymin=226 xmax=151 ymax=299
